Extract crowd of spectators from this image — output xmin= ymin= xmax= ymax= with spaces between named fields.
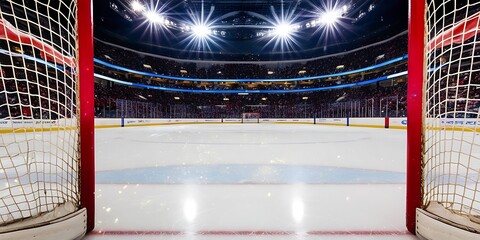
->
xmin=0 ymin=3 xmax=77 ymax=121
xmin=94 ymin=76 xmax=408 ymax=119
xmin=94 ymin=33 xmax=408 ymax=81
xmin=93 ymin=33 xmax=480 ymax=119
xmin=0 ymin=1 xmax=478 ymax=122
xmin=92 ymin=33 xmax=410 ymax=118
xmin=94 ymin=66 xmax=480 ymax=120
xmin=95 ymin=63 xmax=408 ymax=94
xmin=421 ymin=37 xmax=480 ymax=119
xmin=2 ymin=35 xmax=477 ymax=121
xmin=1 ymin=19 xmax=479 ymax=121
xmin=96 ymin=59 xmax=408 ymax=91
xmin=0 ymin=40 xmax=75 ymax=120
xmin=428 ymin=60 xmax=480 ymax=118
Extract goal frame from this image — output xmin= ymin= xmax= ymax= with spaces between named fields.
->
xmin=406 ymin=0 xmax=424 ymax=234
xmin=241 ymin=112 xmax=260 ymax=123
xmin=79 ymin=0 xmax=95 ymax=234
xmin=0 ymin=0 xmax=95 ymax=237
xmin=407 ymin=0 xmax=480 ymax=238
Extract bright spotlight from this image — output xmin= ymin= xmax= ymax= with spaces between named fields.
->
xmin=319 ymin=10 xmax=342 ymax=25
xmin=145 ymin=11 xmax=163 ymax=24
xmin=135 ymin=2 xmax=175 ymax=41
xmin=180 ymin=3 xmax=224 ymax=51
xmin=266 ymin=21 xmax=299 ymax=51
xmin=131 ymin=1 xmax=145 ymax=12
xmin=192 ymin=24 xmax=211 ymax=38
xmin=274 ymin=23 xmax=294 ymax=38
xmin=306 ymin=0 xmax=349 ymax=46
xmin=261 ymin=5 xmax=301 ymax=52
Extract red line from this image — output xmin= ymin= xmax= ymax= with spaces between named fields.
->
xmin=90 ymin=230 xmax=412 ymax=236
xmin=95 ymin=182 xmax=406 ymax=186
xmin=308 ymin=230 xmax=411 ymax=235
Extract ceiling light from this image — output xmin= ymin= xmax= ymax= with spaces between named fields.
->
xmin=146 ymin=11 xmax=163 ymax=24
xmin=192 ymin=24 xmax=211 ymax=38
xmin=319 ymin=10 xmax=342 ymax=25
xmin=273 ymin=22 xmax=294 ymax=38
xmin=131 ymin=1 xmax=145 ymax=12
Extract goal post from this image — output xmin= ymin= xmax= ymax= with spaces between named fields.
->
xmin=407 ymin=0 xmax=480 ymax=238
xmin=0 ymin=0 xmax=94 ymax=238
xmin=241 ymin=112 xmax=260 ymax=123
xmin=78 ymin=0 xmax=95 ymax=233
xmin=406 ymin=0 xmax=425 ymax=234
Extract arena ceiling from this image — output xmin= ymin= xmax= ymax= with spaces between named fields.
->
xmin=93 ymin=0 xmax=408 ymax=61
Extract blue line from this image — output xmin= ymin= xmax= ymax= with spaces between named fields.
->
xmin=95 ymin=164 xmax=406 ymax=184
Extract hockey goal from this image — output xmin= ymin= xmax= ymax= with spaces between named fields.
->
xmin=241 ymin=112 xmax=260 ymax=123
xmin=0 ymin=0 xmax=94 ymax=239
xmin=407 ymin=0 xmax=480 ymax=238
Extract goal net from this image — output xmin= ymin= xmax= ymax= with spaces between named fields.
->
xmin=408 ymin=0 xmax=480 ymax=238
xmin=241 ymin=112 xmax=260 ymax=123
xmin=0 ymin=0 xmax=93 ymax=239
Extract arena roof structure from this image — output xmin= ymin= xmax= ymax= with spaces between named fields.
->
xmin=94 ymin=0 xmax=408 ymax=61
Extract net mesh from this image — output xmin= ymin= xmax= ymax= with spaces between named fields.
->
xmin=0 ymin=0 xmax=79 ymax=229
xmin=242 ymin=112 xmax=260 ymax=123
xmin=423 ymin=0 xmax=480 ymax=230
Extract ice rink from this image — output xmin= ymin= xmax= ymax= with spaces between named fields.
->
xmin=84 ymin=123 xmax=417 ymax=240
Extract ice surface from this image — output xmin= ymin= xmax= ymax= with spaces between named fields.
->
xmin=85 ymin=124 xmax=415 ymax=239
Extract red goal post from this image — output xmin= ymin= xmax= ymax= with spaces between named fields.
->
xmin=407 ymin=0 xmax=480 ymax=238
xmin=0 ymin=0 xmax=94 ymax=238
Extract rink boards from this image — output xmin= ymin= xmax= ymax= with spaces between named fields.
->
xmin=94 ymin=117 xmax=408 ymax=129
xmin=1 ymin=117 xmax=480 ymax=132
